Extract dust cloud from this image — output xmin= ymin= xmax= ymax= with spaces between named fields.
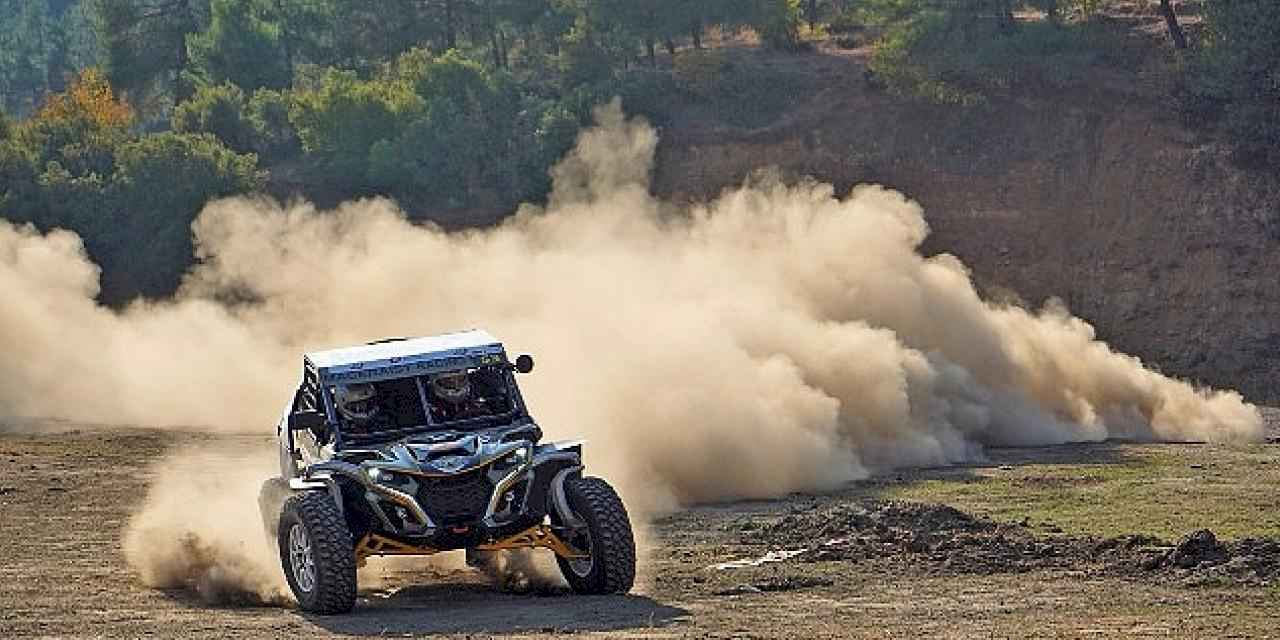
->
xmin=121 ymin=446 xmax=289 ymax=604
xmin=0 ymin=101 xmax=1263 ymax=596
xmin=475 ymin=549 xmax=566 ymax=594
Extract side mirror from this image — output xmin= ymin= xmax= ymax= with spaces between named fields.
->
xmin=289 ymin=410 xmax=326 ymax=431
xmin=514 ymin=354 xmax=535 ymax=374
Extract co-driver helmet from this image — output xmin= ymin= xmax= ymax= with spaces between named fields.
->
xmin=430 ymin=370 xmax=471 ymax=405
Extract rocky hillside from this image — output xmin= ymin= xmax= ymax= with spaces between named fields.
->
xmin=651 ymin=44 xmax=1280 ymax=404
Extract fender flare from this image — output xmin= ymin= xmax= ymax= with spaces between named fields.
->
xmin=289 ymin=475 xmax=344 ymax=519
xmin=550 ymin=465 xmax=586 ymax=529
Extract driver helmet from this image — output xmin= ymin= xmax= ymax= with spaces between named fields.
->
xmin=430 ymin=370 xmax=471 ymax=405
xmin=335 ymin=383 xmax=379 ymax=423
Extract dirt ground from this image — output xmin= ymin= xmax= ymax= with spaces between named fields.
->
xmin=3 ymin=418 xmax=1280 ymax=639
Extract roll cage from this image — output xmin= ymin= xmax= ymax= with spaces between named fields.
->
xmin=293 ymin=350 xmax=527 ymax=450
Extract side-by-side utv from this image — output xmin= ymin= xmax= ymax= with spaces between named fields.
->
xmin=259 ymin=330 xmax=635 ymax=614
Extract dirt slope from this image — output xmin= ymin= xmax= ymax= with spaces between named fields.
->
xmin=651 ymin=43 xmax=1280 ymax=403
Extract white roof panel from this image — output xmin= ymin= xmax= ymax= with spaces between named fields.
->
xmin=306 ymin=330 xmax=505 ymax=380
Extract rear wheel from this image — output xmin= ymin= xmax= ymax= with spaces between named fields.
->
xmin=278 ymin=491 xmax=357 ymax=614
xmin=554 ymin=476 xmax=635 ymax=594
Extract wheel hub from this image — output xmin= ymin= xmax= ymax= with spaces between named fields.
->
xmin=288 ymin=523 xmax=317 ymax=593
xmin=566 ymin=528 xmax=594 ymax=577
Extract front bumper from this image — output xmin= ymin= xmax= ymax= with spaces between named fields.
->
xmin=301 ymin=438 xmax=584 ymax=550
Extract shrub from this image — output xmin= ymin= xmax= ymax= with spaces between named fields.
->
xmin=867 ymin=7 xmax=1129 ymax=106
xmin=112 ymin=132 xmax=262 ymax=208
xmin=674 ymin=50 xmax=730 ymax=97
xmin=613 ymin=70 xmax=680 ymax=126
xmin=675 ymin=50 xmax=804 ymax=127
xmin=754 ymin=0 xmax=805 ymax=51
xmin=828 ymin=9 xmax=864 ymax=34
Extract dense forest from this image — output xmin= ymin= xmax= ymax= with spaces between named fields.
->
xmin=1 ymin=0 xmax=1277 ymax=304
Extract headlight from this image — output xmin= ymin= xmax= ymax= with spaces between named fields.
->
xmin=493 ymin=445 xmax=530 ymax=472
xmin=367 ymin=467 xmax=416 ymax=491
xmin=510 ymin=445 xmax=530 ymax=466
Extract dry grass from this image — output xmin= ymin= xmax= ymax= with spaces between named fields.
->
xmin=847 ymin=442 xmax=1280 ymax=541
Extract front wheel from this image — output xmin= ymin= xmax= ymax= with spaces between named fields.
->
xmin=278 ymin=491 xmax=357 ymax=614
xmin=554 ymin=476 xmax=636 ymax=594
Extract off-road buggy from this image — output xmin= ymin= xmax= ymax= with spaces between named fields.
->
xmin=259 ymin=330 xmax=635 ymax=614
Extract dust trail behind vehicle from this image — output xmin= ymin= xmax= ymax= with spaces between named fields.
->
xmin=0 ymin=101 xmax=1260 ymax=602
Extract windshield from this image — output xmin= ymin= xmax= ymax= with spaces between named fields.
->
xmin=329 ymin=365 xmax=520 ymax=442
xmin=425 ymin=366 xmax=514 ymax=424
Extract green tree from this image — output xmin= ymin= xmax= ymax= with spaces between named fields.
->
xmin=101 ymin=131 xmax=261 ymax=299
xmin=370 ymin=50 xmax=520 ymax=205
xmin=0 ymin=113 xmax=41 ymax=221
xmin=517 ymin=101 xmax=578 ymax=197
xmin=19 ymin=68 xmax=133 ymax=177
xmin=0 ymin=1 xmax=102 ymax=112
xmin=58 ymin=1 xmax=103 ymax=73
xmin=1188 ymin=0 xmax=1280 ymax=168
xmin=258 ymin=0 xmax=334 ymax=84
xmin=591 ymin=0 xmax=679 ymax=67
xmin=0 ymin=0 xmax=53 ymax=114
xmin=245 ymin=87 xmax=299 ymax=162
xmin=96 ymin=0 xmax=209 ymax=107
xmin=288 ymin=68 xmax=419 ymax=190
xmin=750 ymin=0 xmax=804 ymax=50
xmin=499 ymin=0 xmax=573 ymax=64
xmin=186 ymin=0 xmax=292 ymax=91
xmin=1 ymin=70 xmax=262 ymax=303
xmin=324 ymin=0 xmax=441 ymax=70
xmin=111 ymin=131 xmax=260 ymax=208
xmin=556 ymin=18 xmax=617 ymax=88
xmin=171 ymin=82 xmax=253 ymax=152
xmin=11 ymin=68 xmax=133 ymax=231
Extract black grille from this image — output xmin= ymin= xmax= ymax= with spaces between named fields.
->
xmin=417 ymin=469 xmax=494 ymax=525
